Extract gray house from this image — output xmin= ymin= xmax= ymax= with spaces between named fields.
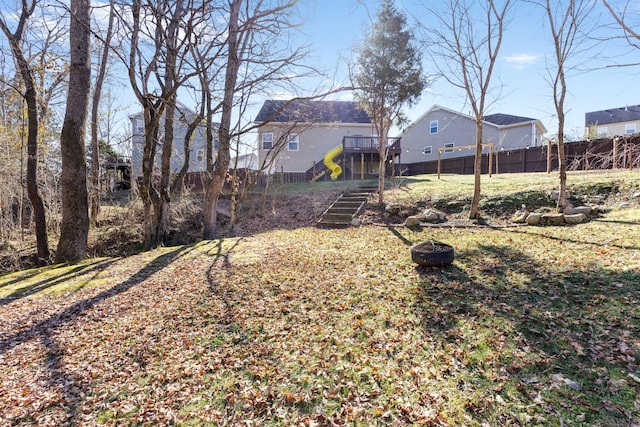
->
xmin=400 ymin=105 xmax=547 ymax=165
xmin=129 ymin=103 xmax=216 ymax=183
xmin=255 ymin=99 xmax=401 ymax=180
xmin=585 ymin=104 xmax=640 ymax=138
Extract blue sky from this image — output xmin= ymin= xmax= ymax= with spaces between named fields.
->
xmin=3 ymin=0 xmax=637 ymax=143
xmin=296 ymin=0 xmax=640 ymax=139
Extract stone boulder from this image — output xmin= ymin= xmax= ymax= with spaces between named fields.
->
xmin=526 ymin=212 xmax=542 ymax=225
xmin=385 ymin=202 xmax=402 ymax=216
xmin=564 ymin=206 xmax=592 ymax=217
xmin=404 ymin=215 xmax=421 ymax=227
xmin=550 ymin=190 xmax=571 ymax=201
xmin=564 ymin=213 xmax=588 ymax=224
xmin=421 ymin=208 xmax=446 ymax=223
xmin=541 ymin=213 xmax=565 ymax=226
xmin=512 ymin=209 xmax=530 ymax=224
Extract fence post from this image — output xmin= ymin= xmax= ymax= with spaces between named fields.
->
xmin=489 ymin=145 xmax=493 ymax=177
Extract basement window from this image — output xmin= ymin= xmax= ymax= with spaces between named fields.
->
xmin=423 ymin=146 xmax=432 ymax=155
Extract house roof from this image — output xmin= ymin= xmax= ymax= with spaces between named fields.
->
xmin=254 ymin=100 xmax=371 ymax=124
xmin=585 ymin=104 xmax=640 ymax=126
xmin=484 ymin=113 xmax=536 ymax=126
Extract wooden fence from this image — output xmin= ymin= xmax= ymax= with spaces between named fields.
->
xmin=405 ymin=136 xmax=640 ymax=176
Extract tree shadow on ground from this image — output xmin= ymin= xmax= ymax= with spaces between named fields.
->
xmin=0 ymin=258 xmax=116 ymax=306
xmin=0 ymin=245 xmax=192 ymax=425
xmin=414 ymin=243 xmax=639 ymax=425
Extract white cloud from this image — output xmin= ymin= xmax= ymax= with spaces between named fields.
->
xmin=504 ymin=53 xmax=540 ymax=68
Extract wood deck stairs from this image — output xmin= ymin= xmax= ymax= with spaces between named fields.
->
xmin=310 ymin=158 xmax=343 ymax=182
xmin=316 ymin=186 xmax=377 ymax=228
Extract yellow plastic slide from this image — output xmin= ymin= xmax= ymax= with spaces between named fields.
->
xmin=323 ymin=144 xmax=343 ymax=180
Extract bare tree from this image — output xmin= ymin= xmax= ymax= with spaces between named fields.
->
xmin=90 ymin=0 xmax=116 ymax=222
xmin=353 ymin=0 xmax=425 ymax=205
xmin=0 ymin=1 xmax=51 ymax=262
xmin=603 ymin=0 xmax=640 ymax=61
xmin=56 ymin=0 xmax=91 ymax=262
xmin=540 ymin=0 xmax=596 ymax=212
xmin=200 ymin=0 xmax=311 ymax=239
xmin=118 ymin=0 xmax=202 ymax=249
xmin=422 ymin=0 xmax=511 ymax=219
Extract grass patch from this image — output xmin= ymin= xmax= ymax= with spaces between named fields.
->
xmin=0 ymin=171 xmax=638 ymax=426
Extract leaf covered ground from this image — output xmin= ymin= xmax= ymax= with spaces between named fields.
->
xmin=1 ymin=172 xmax=639 ymax=426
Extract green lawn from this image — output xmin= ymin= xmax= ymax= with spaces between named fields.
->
xmin=1 ymin=171 xmax=638 ymax=426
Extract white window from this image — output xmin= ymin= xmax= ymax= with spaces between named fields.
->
xmin=443 ymin=143 xmax=454 ymax=153
xmin=197 ymin=149 xmax=205 ymax=162
xmin=597 ymin=126 xmax=608 ymax=136
xmin=430 ymin=120 xmax=438 ymax=134
xmin=135 ymin=119 xmax=144 ymax=134
xmin=423 ymin=146 xmax=432 ymax=155
xmin=288 ymin=133 xmax=299 ymax=151
xmin=625 ymin=123 xmax=636 ymax=135
xmin=262 ymin=133 xmax=273 ymax=150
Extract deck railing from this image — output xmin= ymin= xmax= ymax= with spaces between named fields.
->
xmin=342 ymin=136 xmax=401 ymax=152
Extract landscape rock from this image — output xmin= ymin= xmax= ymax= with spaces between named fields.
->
xmin=550 ymin=190 xmax=571 ymax=201
xmin=564 ymin=213 xmax=588 ymax=224
xmin=633 ymin=192 xmax=640 ymax=199
xmin=585 ymin=195 xmax=606 ymax=204
xmin=421 ymin=208 xmax=446 ymax=223
xmin=385 ymin=202 xmax=402 ymax=215
xmin=564 ymin=206 xmax=592 ymax=217
xmin=526 ymin=212 xmax=542 ymax=225
xmin=404 ymin=216 xmax=421 ymax=227
xmin=542 ymin=213 xmax=565 ymax=226
xmin=512 ymin=209 xmax=530 ymax=223
xmin=351 ymin=218 xmax=361 ymax=227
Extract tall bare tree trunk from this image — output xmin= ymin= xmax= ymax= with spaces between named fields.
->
xmin=556 ymin=112 xmax=567 ymax=211
xmin=203 ymin=0 xmax=240 ymax=240
xmin=0 ymin=4 xmax=51 ymax=263
xmin=90 ymin=0 xmax=114 ymax=222
xmin=56 ymin=0 xmax=91 ymax=263
xmin=469 ymin=120 xmax=483 ymax=219
xmin=377 ymin=130 xmax=387 ymax=205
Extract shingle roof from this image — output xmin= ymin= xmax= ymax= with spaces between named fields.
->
xmin=585 ymin=105 xmax=640 ymax=126
xmin=484 ymin=113 xmax=536 ymax=126
xmin=254 ymin=100 xmax=371 ymax=124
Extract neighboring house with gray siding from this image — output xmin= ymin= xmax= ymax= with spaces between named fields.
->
xmin=400 ymin=105 xmax=547 ymax=165
xmin=585 ymin=104 xmax=640 ymax=138
xmin=130 ymin=103 xmax=217 ymax=183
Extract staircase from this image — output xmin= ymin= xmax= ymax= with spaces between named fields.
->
xmin=316 ymin=186 xmax=377 ymax=228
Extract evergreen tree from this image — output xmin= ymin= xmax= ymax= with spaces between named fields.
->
xmin=354 ymin=0 xmax=425 ymax=204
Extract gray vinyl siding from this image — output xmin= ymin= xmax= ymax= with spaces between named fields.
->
xmin=401 ymin=107 xmax=544 ymax=165
xmin=130 ymin=112 xmax=210 ymax=181
xmin=401 ymin=109 xmax=477 ymax=164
